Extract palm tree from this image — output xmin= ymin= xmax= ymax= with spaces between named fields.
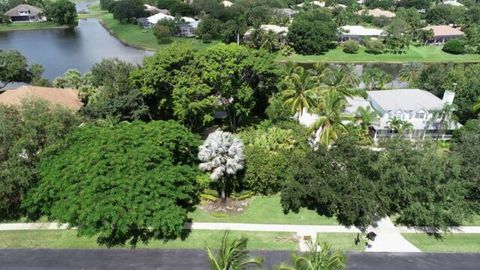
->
xmin=398 ymin=63 xmax=421 ymax=86
xmin=282 ymin=67 xmax=319 ymax=119
xmin=198 ymin=130 xmax=244 ymax=202
xmin=399 ymin=121 xmax=413 ymax=138
xmin=310 ymin=91 xmax=352 ymax=146
xmin=387 ymin=117 xmax=403 ymax=138
xmin=309 ymin=63 xmax=329 ymax=84
xmin=362 ymin=67 xmax=393 ymax=90
xmin=430 ymin=103 xmax=458 ymax=140
xmin=205 ymin=231 xmax=263 ymax=270
xmin=260 ymin=30 xmax=279 ymax=52
xmin=320 ymin=66 xmax=358 ymax=99
xmin=278 ymin=241 xmax=345 ymax=270
xmin=355 ymin=106 xmax=379 ymax=137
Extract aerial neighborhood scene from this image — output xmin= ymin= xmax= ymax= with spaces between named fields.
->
xmin=1 ymin=0 xmax=480 ymax=269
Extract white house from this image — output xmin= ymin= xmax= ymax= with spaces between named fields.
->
xmin=221 ymin=0 xmax=234 ymax=7
xmin=178 ymin=17 xmax=199 ymax=37
xmin=339 ymin=25 xmax=386 ymax=42
xmin=146 ymin=13 xmax=174 ymax=26
xmin=297 ymin=1 xmax=325 ymax=7
xmin=443 ymin=0 xmax=464 ymax=7
xmin=298 ymin=89 xmax=461 ymax=141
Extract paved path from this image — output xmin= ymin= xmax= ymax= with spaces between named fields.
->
xmin=365 ymin=217 xmax=420 ymax=253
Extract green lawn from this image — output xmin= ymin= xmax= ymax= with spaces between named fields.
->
xmin=404 ymin=233 xmax=480 ymax=252
xmin=0 ymin=230 xmax=297 ymax=250
xmin=190 ymin=196 xmax=338 ymax=225
xmin=462 ymin=215 xmax=480 ymax=226
xmin=279 ymin=46 xmax=480 ymax=64
xmin=0 ymin=21 xmax=67 ymax=32
xmin=317 ymin=233 xmax=364 ymax=252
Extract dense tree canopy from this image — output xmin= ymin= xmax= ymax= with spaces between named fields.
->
xmin=112 ymin=0 xmax=145 ymax=22
xmin=287 ymin=9 xmax=337 ymax=55
xmin=25 ymin=121 xmax=201 ymax=246
xmin=45 ymin=0 xmax=78 ymax=28
xmin=0 ymin=99 xmax=80 ymax=221
xmin=0 ymin=50 xmax=38 ymax=89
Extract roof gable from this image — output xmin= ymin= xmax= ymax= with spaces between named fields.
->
xmin=5 ymin=4 xmax=43 ymax=17
xmin=0 ymin=86 xmax=83 ymax=110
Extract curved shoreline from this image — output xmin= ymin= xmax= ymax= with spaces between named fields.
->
xmin=96 ymin=19 xmax=157 ymax=52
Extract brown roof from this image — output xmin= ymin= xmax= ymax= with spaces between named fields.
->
xmin=5 ymin=4 xmax=43 ymax=17
xmin=358 ymin=8 xmax=396 ymax=18
xmin=0 ymin=86 xmax=83 ymax=110
xmin=423 ymin=25 xmax=465 ymax=37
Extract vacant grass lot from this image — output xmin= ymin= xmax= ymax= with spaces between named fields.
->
xmin=190 ymin=196 xmax=338 ymax=225
xmin=317 ymin=233 xmax=364 ymax=252
xmin=403 ymin=234 xmax=480 ymax=252
xmin=0 ymin=230 xmax=298 ymax=250
xmin=280 ymin=46 xmax=480 ymax=64
xmin=0 ymin=21 xmax=67 ymax=32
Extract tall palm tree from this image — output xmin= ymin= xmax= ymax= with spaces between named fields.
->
xmin=430 ymin=103 xmax=458 ymax=140
xmin=320 ymin=66 xmax=358 ymax=99
xmin=278 ymin=241 xmax=345 ymax=270
xmin=205 ymin=231 xmax=263 ymax=270
xmin=309 ymin=63 xmax=329 ymax=84
xmin=282 ymin=67 xmax=319 ymax=119
xmin=310 ymin=91 xmax=352 ymax=146
xmin=198 ymin=130 xmax=244 ymax=202
xmin=398 ymin=63 xmax=421 ymax=86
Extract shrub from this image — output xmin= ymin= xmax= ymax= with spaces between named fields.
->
xmin=343 ymin=40 xmax=360 ymax=54
xmin=365 ymin=39 xmax=385 ymax=54
xmin=153 ymin=24 xmax=172 ymax=44
xmin=442 ymin=39 xmax=466 ymax=55
xmin=202 ymin=33 xmax=212 ymax=43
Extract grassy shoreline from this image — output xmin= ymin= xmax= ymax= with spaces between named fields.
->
xmin=0 ymin=21 xmax=68 ymax=32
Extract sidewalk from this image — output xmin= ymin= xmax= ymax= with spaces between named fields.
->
xmin=365 ymin=217 xmax=420 ymax=253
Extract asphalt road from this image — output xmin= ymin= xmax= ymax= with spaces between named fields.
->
xmin=1 ymin=249 xmax=480 ymax=270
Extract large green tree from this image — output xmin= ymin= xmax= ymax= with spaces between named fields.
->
xmin=45 ymin=0 xmax=77 ymax=28
xmin=24 ymin=121 xmax=201 ymax=246
xmin=0 ymin=99 xmax=80 ymax=221
xmin=0 ymin=50 xmax=39 ymax=89
xmin=287 ymin=9 xmax=337 ymax=55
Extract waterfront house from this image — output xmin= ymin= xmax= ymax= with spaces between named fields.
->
xmin=0 ymin=86 xmax=83 ymax=111
xmin=146 ymin=13 xmax=174 ymax=27
xmin=244 ymin=24 xmax=289 ymax=44
xmin=178 ymin=17 xmax=199 ymax=37
xmin=339 ymin=25 xmax=386 ymax=42
xmin=5 ymin=4 xmax=45 ymax=22
xmin=298 ymin=89 xmax=461 ymax=141
xmin=423 ymin=25 xmax=465 ymax=44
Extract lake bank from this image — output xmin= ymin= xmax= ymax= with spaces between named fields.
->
xmin=0 ymin=21 xmax=68 ymax=32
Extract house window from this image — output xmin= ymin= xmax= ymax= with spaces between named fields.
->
xmin=394 ymin=111 xmax=403 ymax=119
xmin=415 ymin=112 xmax=426 ymax=119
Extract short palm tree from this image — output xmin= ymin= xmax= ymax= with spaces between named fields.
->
xmin=387 ymin=117 xmax=403 ymax=138
xmin=355 ymin=106 xmax=379 ymax=137
xmin=278 ymin=241 xmax=345 ymax=270
xmin=198 ymin=130 xmax=244 ymax=202
xmin=310 ymin=91 xmax=352 ymax=146
xmin=398 ymin=63 xmax=420 ymax=85
xmin=260 ymin=30 xmax=279 ymax=52
xmin=431 ymin=103 xmax=457 ymax=140
xmin=205 ymin=231 xmax=263 ymax=270
xmin=320 ymin=66 xmax=358 ymax=98
xmin=282 ymin=67 xmax=319 ymax=119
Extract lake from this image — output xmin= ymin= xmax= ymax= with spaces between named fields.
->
xmin=0 ymin=18 xmax=152 ymax=80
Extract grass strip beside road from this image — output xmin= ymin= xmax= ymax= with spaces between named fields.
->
xmin=403 ymin=233 xmax=480 ymax=252
xmin=190 ymin=196 xmax=338 ymax=225
xmin=0 ymin=230 xmax=298 ymax=250
xmin=317 ymin=233 xmax=364 ymax=252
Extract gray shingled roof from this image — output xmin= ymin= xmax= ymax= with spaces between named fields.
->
xmin=367 ymin=89 xmax=444 ymax=111
xmin=5 ymin=4 xmax=43 ymax=17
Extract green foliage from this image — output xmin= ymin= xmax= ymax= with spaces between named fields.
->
xmin=287 ymin=9 xmax=337 ymax=55
xmin=364 ymin=39 xmax=385 ymax=55
xmin=0 ymin=99 xmax=80 ymax=221
xmin=342 ymin=40 xmax=359 ymax=54
xmin=426 ymin=4 xmax=466 ymax=25
xmin=100 ymin=0 xmax=116 ymax=11
xmin=266 ymin=94 xmax=293 ymax=122
xmin=45 ymin=0 xmax=77 ymax=28
xmin=24 ymin=121 xmax=201 ymax=247
xmin=112 ymin=0 xmax=145 ymax=23
xmin=362 ymin=67 xmax=392 ymax=90
xmin=202 ymin=33 xmax=213 ymax=43
xmin=153 ymin=24 xmax=172 ymax=44
xmin=278 ymin=241 xmax=345 ymax=270
xmin=0 ymin=50 xmax=36 ymax=89
xmin=205 ymin=231 xmax=263 ymax=270
xmin=281 ymin=138 xmax=472 ymax=232
xmin=442 ymin=39 xmax=466 ymax=55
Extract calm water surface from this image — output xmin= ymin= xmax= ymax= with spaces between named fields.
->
xmin=0 ymin=18 xmax=152 ymax=80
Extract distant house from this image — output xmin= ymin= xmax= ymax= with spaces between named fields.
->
xmin=298 ymin=89 xmax=461 ymax=141
xmin=443 ymin=0 xmax=464 ymax=7
xmin=0 ymin=86 xmax=83 ymax=111
xmin=297 ymin=1 xmax=325 ymax=8
xmin=339 ymin=25 xmax=386 ymax=42
xmin=423 ymin=25 xmax=465 ymax=44
xmin=4 ymin=4 xmax=45 ymax=22
xmin=273 ymin=8 xmax=298 ymax=20
xmin=146 ymin=13 xmax=174 ymax=27
xmin=144 ymin=4 xmax=161 ymax=15
xmin=358 ymin=8 xmax=396 ymax=18
xmin=244 ymin=24 xmax=289 ymax=44
xmin=178 ymin=17 xmax=199 ymax=37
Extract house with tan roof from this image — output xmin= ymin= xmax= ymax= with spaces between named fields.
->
xmin=5 ymin=4 xmax=45 ymax=22
xmin=244 ymin=24 xmax=289 ymax=44
xmin=358 ymin=8 xmax=396 ymax=18
xmin=423 ymin=25 xmax=464 ymax=44
xmin=0 ymin=86 xmax=83 ymax=111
